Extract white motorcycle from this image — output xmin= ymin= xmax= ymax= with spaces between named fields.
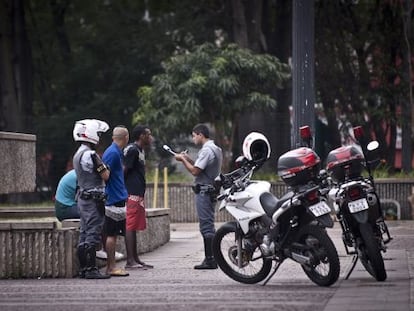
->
xmin=212 ymin=132 xmax=340 ymax=286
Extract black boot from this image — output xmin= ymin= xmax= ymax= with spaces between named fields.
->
xmin=194 ymin=237 xmax=217 ymax=270
xmin=84 ymin=245 xmax=110 ymax=279
xmin=77 ymin=245 xmax=87 ymax=278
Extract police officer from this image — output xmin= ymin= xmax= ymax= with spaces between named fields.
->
xmin=72 ymin=119 xmax=111 ymax=279
xmin=174 ymin=123 xmax=223 ymax=269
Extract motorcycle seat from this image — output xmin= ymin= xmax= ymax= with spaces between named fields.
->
xmin=260 ymin=192 xmax=280 ymax=217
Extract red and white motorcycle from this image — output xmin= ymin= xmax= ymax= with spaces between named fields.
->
xmin=325 ymin=126 xmax=392 ymax=281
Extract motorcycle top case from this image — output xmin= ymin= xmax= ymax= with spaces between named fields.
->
xmin=277 ymin=147 xmax=320 ymax=187
xmin=326 ymin=145 xmax=364 ymax=182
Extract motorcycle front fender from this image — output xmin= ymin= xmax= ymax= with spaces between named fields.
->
xmin=226 ymin=205 xmax=264 ymax=234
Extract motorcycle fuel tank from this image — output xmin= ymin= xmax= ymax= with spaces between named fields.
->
xmin=326 ymin=145 xmax=364 ymax=182
xmin=277 ymin=147 xmax=320 ymax=187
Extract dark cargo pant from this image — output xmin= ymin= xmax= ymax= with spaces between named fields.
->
xmin=195 ymin=193 xmax=216 ymax=239
xmin=78 ymin=197 xmax=105 ymax=248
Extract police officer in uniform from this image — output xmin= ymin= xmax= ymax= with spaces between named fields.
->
xmin=174 ymin=123 xmax=223 ymax=269
xmin=73 ymin=119 xmax=111 ymax=279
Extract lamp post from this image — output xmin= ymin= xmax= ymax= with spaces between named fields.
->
xmin=292 ymin=0 xmax=315 ymax=148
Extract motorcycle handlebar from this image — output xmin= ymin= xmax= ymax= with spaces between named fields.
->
xmin=220 ymin=162 xmax=255 ymax=189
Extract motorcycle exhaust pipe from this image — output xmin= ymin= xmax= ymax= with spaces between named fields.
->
xmin=291 ymin=252 xmax=311 ymax=265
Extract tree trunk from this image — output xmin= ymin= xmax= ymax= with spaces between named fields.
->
xmin=230 ymin=0 xmax=249 ymax=48
xmin=230 ymin=0 xmax=292 ymax=168
xmin=0 ymin=0 xmax=33 ymax=132
xmin=401 ymin=0 xmax=413 ymax=172
xmin=50 ymin=0 xmax=72 ymax=66
xmin=0 ymin=0 xmax=20 ymax=131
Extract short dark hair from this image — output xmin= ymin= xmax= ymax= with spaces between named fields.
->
xmin=192 ymin=123 xmax=210 ymax=138
xmin=131 ymin=125 xmax=149 ymax=141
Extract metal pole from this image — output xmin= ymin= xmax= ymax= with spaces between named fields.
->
xmin=292 ymin=0 xmax=315 ymax=148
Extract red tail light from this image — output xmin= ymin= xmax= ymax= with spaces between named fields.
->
xmin=348 ymin=187 xmax=362 ymax=200
xmin=305 ymin=189 xmax=319 ymax=203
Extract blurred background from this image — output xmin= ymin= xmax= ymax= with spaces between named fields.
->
xmin=0 ymin=0 xmax=413 ymax=202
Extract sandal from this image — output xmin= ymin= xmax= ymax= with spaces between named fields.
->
xmin=109 ymin=268 xmax=129 ymax=277
xmin=138 ymin=262 xmax=154 ymax=269
xmin=125 ymin=263 xmax=147 ymax=270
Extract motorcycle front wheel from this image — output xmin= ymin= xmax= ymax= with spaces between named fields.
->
xmin=296 ymin=224 xmax=340 ymax=287
xmin=212 ymin=221 xmax=272 ymax=284
xmin=358 ymin=223 xmax=387 ymax=281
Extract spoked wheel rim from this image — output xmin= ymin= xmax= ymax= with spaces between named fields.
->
xmin=220 ymin=230 xmax=267 ymax=275
xmin=213 ymin=222 xmax=272 ymax=284
xmin=296 ymin=224 xmax=340 ymax=287
xmin=302 ymin=236 xmax=331 ymax=277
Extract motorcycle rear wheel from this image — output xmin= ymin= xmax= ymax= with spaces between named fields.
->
xmin=212 ymin=221 xmax=272 ymax=284
xmin=297 ymin=224 xmax=340 ymax=287
xmin=358 ymin=223 xmax=387 ymax=281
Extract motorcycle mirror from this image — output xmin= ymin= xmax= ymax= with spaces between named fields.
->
xmin=234 ymin=155 xmax=245 ymax=168
xmin=367 ymin=141 xmax=379 ymax=151
xmin=214 ymin=175 xmax=223 ymax=191
xmin=365 ymin=141 xmax=380 ymax=171
xmin=300 ymin=125 xmax=312 ymax=139
xmin=299 ymin=125 xmax=313 ymax=148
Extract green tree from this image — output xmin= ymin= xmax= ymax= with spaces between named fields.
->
xmin=134 ymin=42 xmax=290 ymax=169
xmin=315 ymin=0 xmax=413 ymax=172
xmin=0 ymin=0 xmax=33 ymax=132
xmin=25 ymin=0 xmax=220 ymax=188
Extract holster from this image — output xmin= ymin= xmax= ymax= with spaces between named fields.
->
xmin=192 ymin=184 xmax=217 ymax=203
xmin=191 ymin=184 xmax=201 ymax=194
xmin=80 ymin=191 xmax=107 ymax=201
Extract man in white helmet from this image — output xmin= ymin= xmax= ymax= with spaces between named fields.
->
xmin=72 ymin=119 xmax=111 ymax=279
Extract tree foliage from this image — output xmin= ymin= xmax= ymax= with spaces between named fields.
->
xmin=133 ymin=42 xmax=290 ymax=167
xmin=315 ymin=0 xmax=413 ymax=171
xmin=22 ymin=0 xmax=223 ymax=188
xmin=0 ymin=0 xmax=413 ymax=193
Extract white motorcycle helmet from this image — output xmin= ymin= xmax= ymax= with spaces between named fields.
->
xmin=242 ymin=132 xmax=271 ymax=162
xmin=73 ymin=119 xmax=109 ymax=145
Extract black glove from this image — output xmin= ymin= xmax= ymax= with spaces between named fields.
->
xmin=90 ymin=152 xmax=108 ymax=174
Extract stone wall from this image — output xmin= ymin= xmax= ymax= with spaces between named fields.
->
xmin=0 ymin=208 xmax=170 ymax=278
xmin=0 ymin=132 xmax=36 ymax=194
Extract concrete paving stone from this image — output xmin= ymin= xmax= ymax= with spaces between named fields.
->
xmin=0 ymin=221 xmax=413 ymax=311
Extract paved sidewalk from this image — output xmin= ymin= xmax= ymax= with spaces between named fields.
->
xmin=0 ymin=221 xmax=413 ymax=311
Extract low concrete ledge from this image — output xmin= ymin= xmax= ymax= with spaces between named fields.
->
xmin=135 ymin=208 xmax=171 ymax=253
xmin=0 ymin=208 xmax=170 ymax=278
xmin=0 ymin=208 xmax=55 ymax=218
xmin=0 ymin=220 xmax=77 ymax=278
xmin=0 ymin=221 xmax=57 ymax=231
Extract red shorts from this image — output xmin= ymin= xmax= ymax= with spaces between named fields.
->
xmin=126 ymin=195 xmax=147 ymax=231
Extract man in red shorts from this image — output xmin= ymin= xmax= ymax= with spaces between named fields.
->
xmin=123 ymin=125 xmax=154 ymax=269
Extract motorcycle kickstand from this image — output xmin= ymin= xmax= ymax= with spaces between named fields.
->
xmin=262 ymin=260 xmax=282 ymax=286
xmin=345 ymin=254 xmax=358 ymax=280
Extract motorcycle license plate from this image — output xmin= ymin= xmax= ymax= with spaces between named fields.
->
xmin=309 ymin=201 xmax=331 ymax=217
xmin=348 ymin=198 xmax=369 ymax=213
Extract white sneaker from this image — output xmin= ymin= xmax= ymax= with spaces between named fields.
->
xmin=96 ymin=250 xmax=107 ymax=260
xmin=96 ymin=250 xmax=124 ymax=260
xmin=115 ymin=252 xmax=124 ymax=260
